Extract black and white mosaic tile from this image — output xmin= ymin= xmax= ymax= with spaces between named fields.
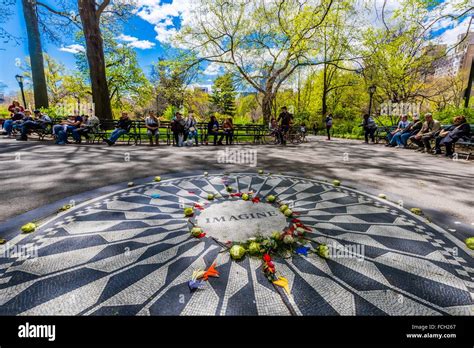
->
xmin=0 ymin=173 xmax=472 ymax=316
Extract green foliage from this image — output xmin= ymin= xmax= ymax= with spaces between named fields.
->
xmin=210 ymin=73 xmax=236 ymax=117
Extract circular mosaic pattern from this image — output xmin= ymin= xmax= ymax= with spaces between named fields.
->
xmin=0 ymin=173 xmax=473 ymax=316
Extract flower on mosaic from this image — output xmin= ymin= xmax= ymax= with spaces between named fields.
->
xmin=184 ymin=207 xmax=194 ymax=217
xmin=283 ymin=234 xmax=294 ymax=244
xmin=151 ymin=194 xmax=160 ymax=199
xmin=378 ymin=193 xmax=387 ymax=199
xmin=248 ymin=241 xmax=262 ymax=255
xmin=251 ymin=197 xmax=260 ymax=204
xmin=410 ymin=207 xmax=422 ymax=215
xmin=188 ymin=279 xmax=205 ymax=291
xmin=273 ymin=276 xmax=290 ymax=295
xmin=207 ymin=193 xmax=215 ymax=200
xmin=226 ymin=186 xmax=234 ymax=192
xmin=204 ymin=171 xmax=208 ymax=176
xmin=266 ymin=195 xmax=276 ymax=203
xmin=191 ymin=227 xmax=204 ymax=238
xmin=194 ymin=203 xmax=205 ymax=211
xmin=154 ymin=176 xmax=161 ymax=182
xmin=465 ymin=237 xmax=474 ymax=250
xmin=188 ymin=191 xmax=196 ymax=195
xmin=230 ymin=192 xmax=242 ymax=197
xmin=58 ymin=204 xmax=72 ymax=212
xmin=229 ymin=244 xmax=246 ymax=260
xmin=0 ymin=238 xmax=6 ymax=245
xmin=258 ymin=169 xmax=264 ymax=174
xmin=279 ymin=204 xmax=288 ymax=212
xmin=127 ymin=182 xmax=134 ymax=187
xmin=202 ymin=263 xmax=219 ymax=280
xmin=283 ymin=209 xmax=293 ymax=217
xmin=21 ymin=222 xmax=37 ymax=234
xmin=332 ymin=179 xmax=341 ymax=186
xmin=316 ymin=244 xmax=330 ymax=259
xmin=295 ymin=246 xmax=309 ymax=256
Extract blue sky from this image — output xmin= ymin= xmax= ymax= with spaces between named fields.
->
xmin=0 ymin=0 xmax=471 ymax=95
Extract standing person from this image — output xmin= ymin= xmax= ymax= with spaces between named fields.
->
xmin=207 ymin=115 xmax=223 ymax=145
xmin=410 ymin=113 xmax=441 ymax=153
xmin=222 ymin=117 xmax=234 ymax=145
xmin=184 ymin=113 xmax=199 ymax=146
xmin=17 ymin=110 xmax=51 ymax=141
xmin=104 ymin=112 xmax=132 ymax=146
xmin=277 ymin=106 xmax=293 ymax=145
xmin=145 ymin=111 xmax=160 ymax=146
xmin=171 ymin=112 xmax=186 ymax=147
xmin=325 ymin=114 xmax=333 ymax=140
xmin=386 ymin=115 xmax=410 ymax=147
xmin=434 ymin=116 xmax=470 ymax=156
xmin=312 ymin=122 xmax=318 ymax=136
xmin=361 ymin=114 xmax=377 ymax=144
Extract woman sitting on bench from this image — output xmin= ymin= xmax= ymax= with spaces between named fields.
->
xmin=434 ymin=116 xmax=471 ymax=157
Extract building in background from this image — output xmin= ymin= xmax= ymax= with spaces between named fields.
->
xmin=429 ymin=32 xmax=474 ymax=78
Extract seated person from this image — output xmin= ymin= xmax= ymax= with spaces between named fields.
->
xmin=170 ymin=112 xmax=186 ymax=147
xmin=73 ymin=113 xmax=100 ymax=143
xmin=392 ymin=115 xmax=422 ymax=148
xmin=409 ymin=113 xmax=441 ymax=153
xmin=17 ymin=110 xmax=52 ymax=141
xmin=7 ymin=100 xmax=24 ymax=115
xmin=2 ymin=107 xmax=27 ymax=136
xmin=435 ymin=115 xmax=471 ymax=157
xmin=184 ymin=113 xmax=199 ymax=146
xmin=386 ymin=115 xmax=410 ymax=147
xmin=207 ymin=115 xmax=224 ymax=145
xmin=104 ymin=112 xmax=132 ymax=146
xmin=145 ymin=111 xmax=160 ymax=146
xmin=222 ymin=117 xmax=234 ymax=145
xmin=53 ymin=114 xmax=83 ymax=145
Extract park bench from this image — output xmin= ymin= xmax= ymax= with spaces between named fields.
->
xmin=453 ymin=124 xmax=474 ymax=160
xmin=375 ymin=125 xmax=397 ymax=144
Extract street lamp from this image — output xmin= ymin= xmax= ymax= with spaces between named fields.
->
xmin=368 ymin=85 xmax=376 ymax=116
xmin=15 ymin=74 xmax=27 ymax=109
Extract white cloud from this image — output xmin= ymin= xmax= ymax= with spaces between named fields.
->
xmin=436 ymin=16 xmax=472 ymax=46
xmin=116 ymin=34 xmax=156 ymax=50
xmin=59 ymin=44 xmax=85 ymax=54
xmin=203 ymin=62 xmax=223 ymax=76
xmin=134 ymin=0 xmax=196 ymax=44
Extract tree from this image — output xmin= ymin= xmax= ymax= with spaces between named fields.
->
xmin=177 ymin=0 xmax=357 ymax=123
xmin=77 ymin=0 xmax=113 ymax=121
xmin=20 ymin=0 xmax=49 ymax=108
xmin=210 ymin=73 xmax=236 ymax=116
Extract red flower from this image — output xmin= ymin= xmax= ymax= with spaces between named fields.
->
xmin=292 ymin=218 xmax=301 ymax=223
xmin=252 ymin=197 xmax=260 ymax=204
xmin=197 ymin=233 xmax=206 ymax=238
xmin=230 ymin=193 xmax=242 ymax=197
xmin=263 ymin=254 xmax=272 ymax=262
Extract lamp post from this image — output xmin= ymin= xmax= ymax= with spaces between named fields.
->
xmin=15 ymin=75 xmax=27 ymax=108
xmin=368 ymin=85 xmax=376 ymax=116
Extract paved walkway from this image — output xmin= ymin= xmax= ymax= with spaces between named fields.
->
xmin=0 ymin=136 xmax=472 ymax=238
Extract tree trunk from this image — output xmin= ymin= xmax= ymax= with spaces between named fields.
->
xmin=21 ymin=0 xmax=49 ymax=109
xmin=321 ymin=63 xmax=328 ymax=123
xmin=78 ymin=0 xmax=112 ymax=122
xmin=262 ymin=92 xmax=273 ymax=125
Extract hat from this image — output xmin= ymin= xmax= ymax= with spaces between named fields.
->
xmin=33 ymin=110 xmax=40 ymax=114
